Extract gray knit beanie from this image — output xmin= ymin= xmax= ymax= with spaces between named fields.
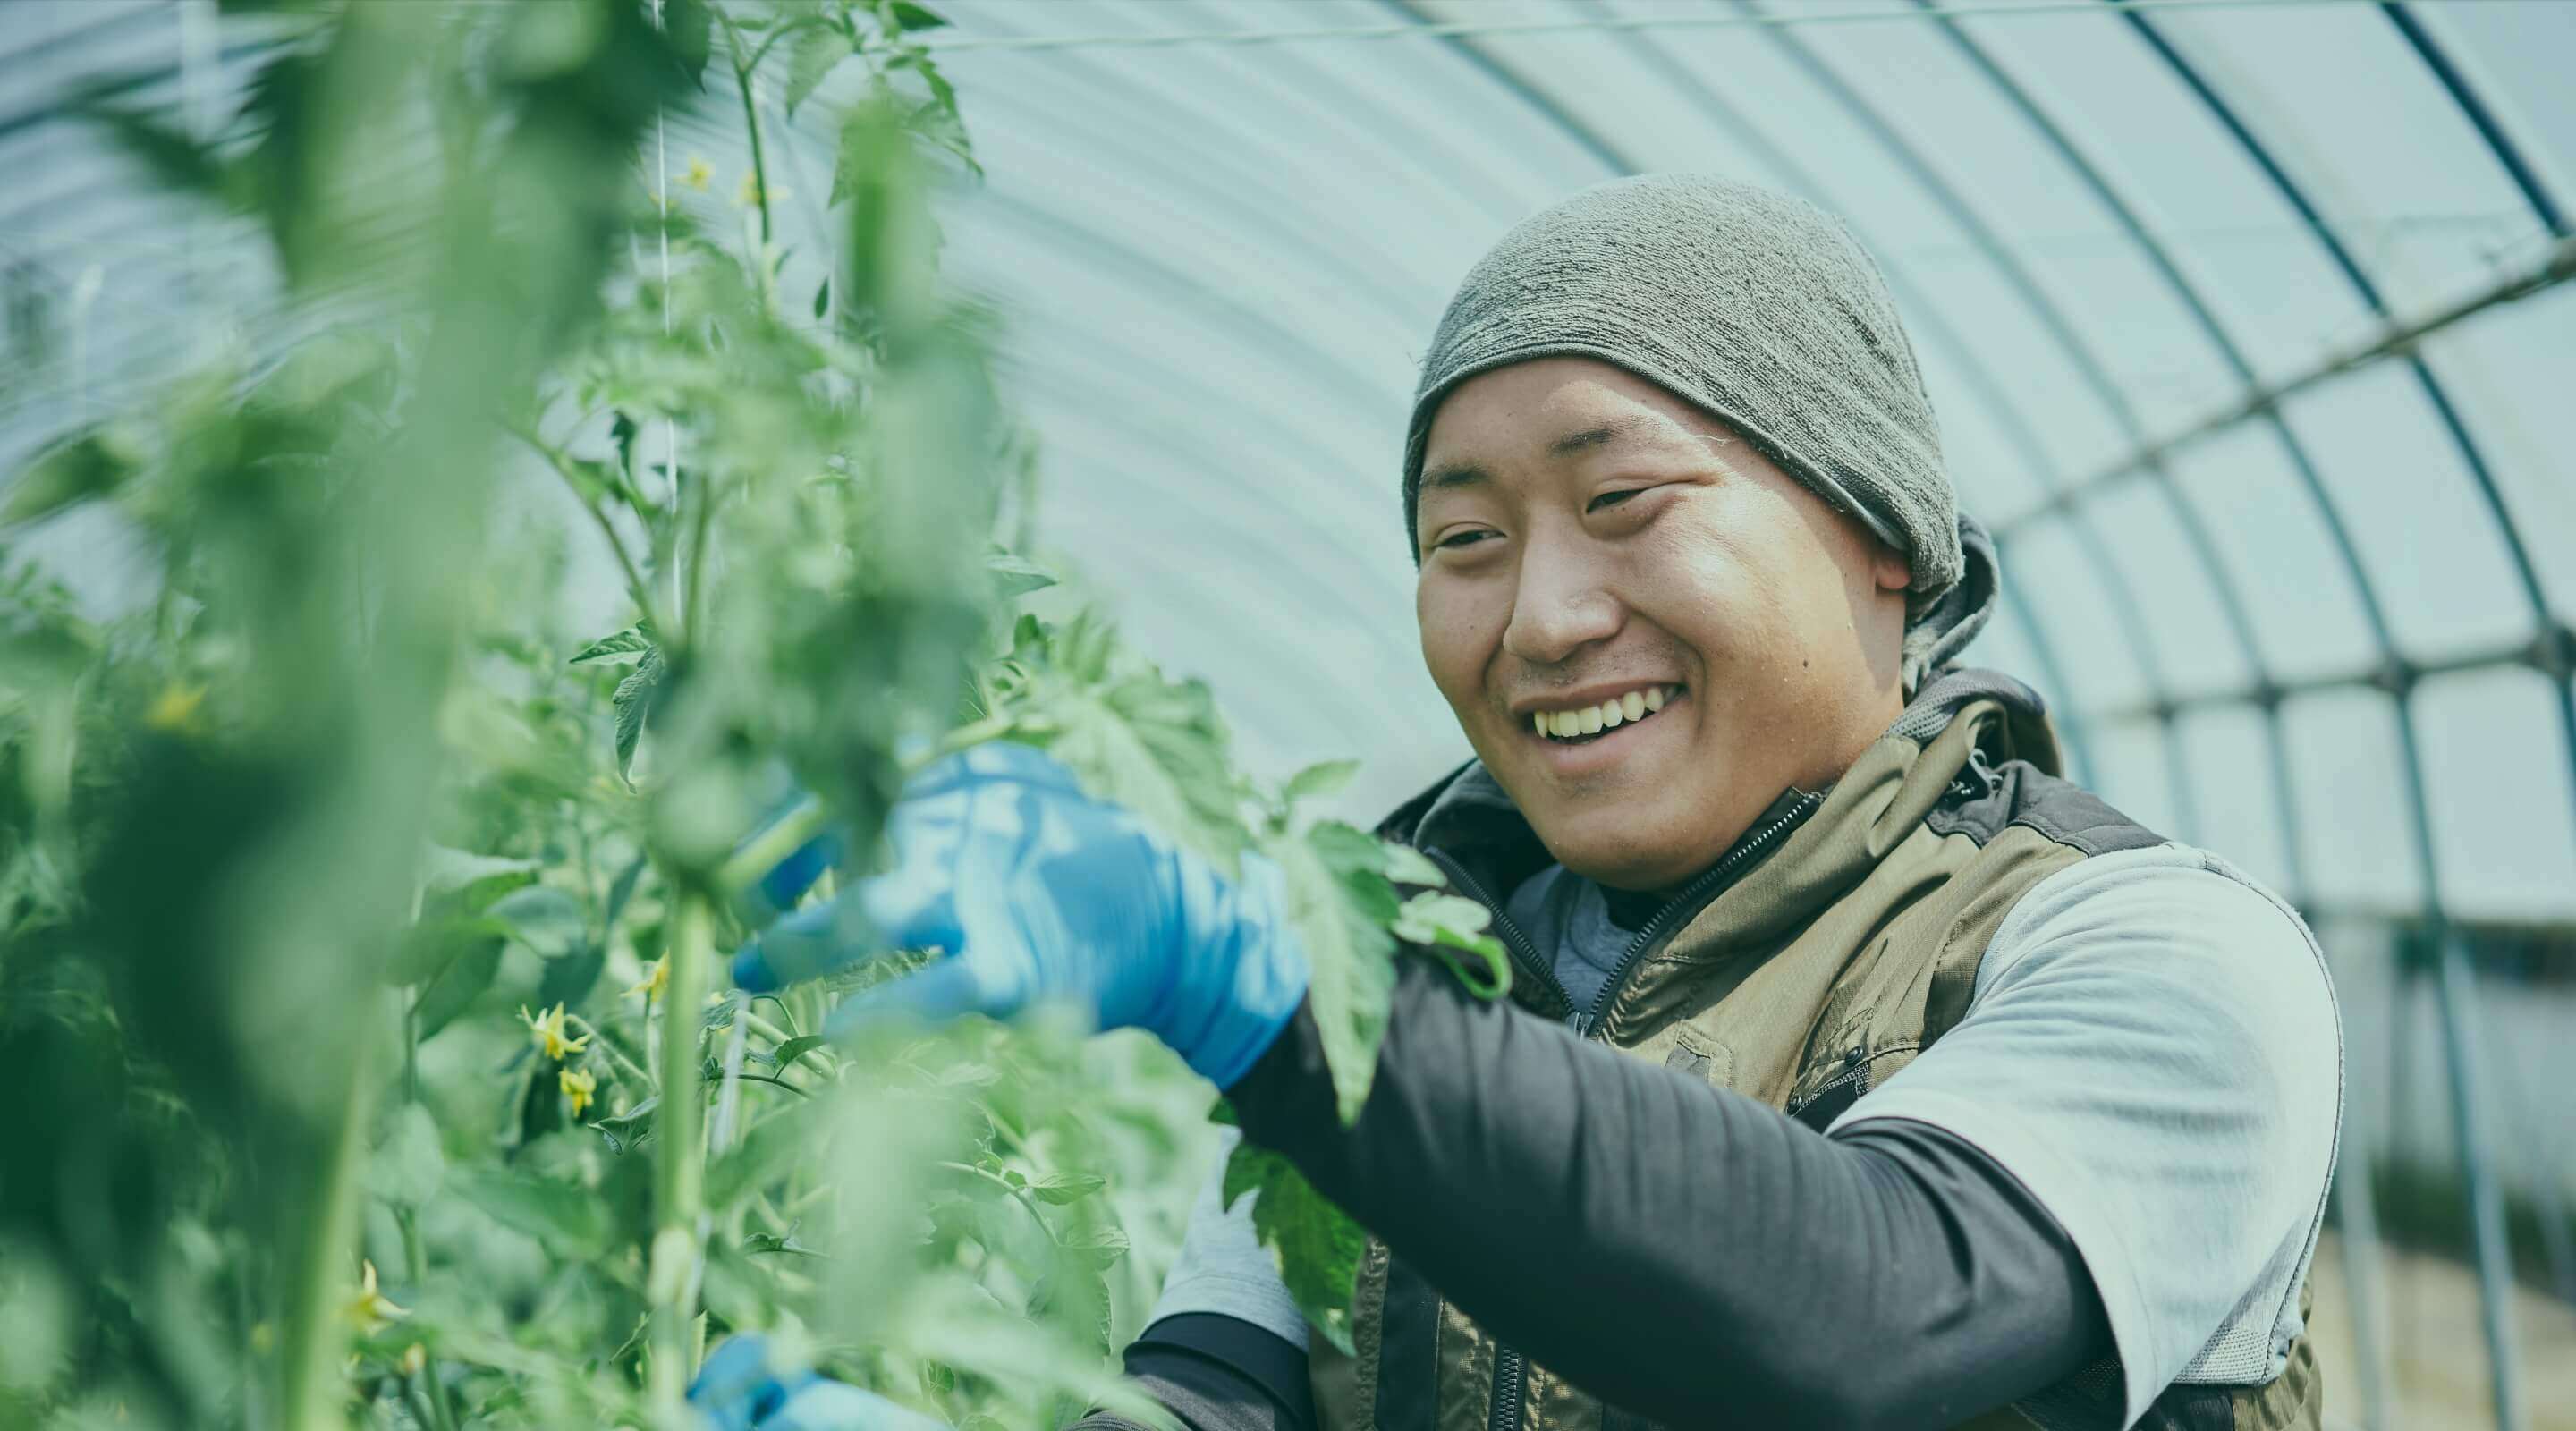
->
xmin=1402 ymin=174 xmax=1990 ymax=687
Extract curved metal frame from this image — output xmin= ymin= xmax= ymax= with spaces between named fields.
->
xmin=7 ymin=4 xmax=2573 ymax=1424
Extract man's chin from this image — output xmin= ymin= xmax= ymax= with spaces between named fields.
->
xmin=1530 ymin=806 xmax=1703 ymax=891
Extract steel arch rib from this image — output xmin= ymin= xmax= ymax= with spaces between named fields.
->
xmin=2381 ymin=2 xmax=2565 ymax=240
xmin=1577 ymin=13 xmax=2185 ymax=792
xmin=2114 ymin=8 xmax=2550 ymax=1427
xmin=1714 ymin=0 xmax=2228 ymax=832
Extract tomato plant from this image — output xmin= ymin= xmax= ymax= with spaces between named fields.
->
xmin=0 ymin=4 xmax=1503 ymax=1428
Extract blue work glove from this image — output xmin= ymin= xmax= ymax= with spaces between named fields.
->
xmin=730 ymin=742 xmax=1311 ymax=1090
xmin=690 ymin=1334 xmax=944 ymax=1431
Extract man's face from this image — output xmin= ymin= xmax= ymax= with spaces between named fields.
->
xmin=1413 ymin=358 xmax=1911 ymax=890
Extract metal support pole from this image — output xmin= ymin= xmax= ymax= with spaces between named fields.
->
xmin=2432 ymin=927 xmax=2524 ymax=1431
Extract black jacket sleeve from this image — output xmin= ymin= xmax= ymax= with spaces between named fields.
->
xmin=1199 ymin=955 xmax=2115 ymax=1430
xmin=1064 ymin=1313 xmax=1315 ymax=1431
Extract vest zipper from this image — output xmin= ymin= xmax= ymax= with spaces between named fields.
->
xmin=1572 ymin=790 xmax=1823 ymax=1037
xmin=1421 ymin=790 xmax=1824 ymax=1431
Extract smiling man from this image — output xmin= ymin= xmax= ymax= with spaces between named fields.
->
xmin=692 ymin=175 xmax=2343 ymax=1431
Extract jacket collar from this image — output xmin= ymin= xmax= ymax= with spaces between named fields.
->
xmin=1375 ymin=666 xmax=2060 ymax=942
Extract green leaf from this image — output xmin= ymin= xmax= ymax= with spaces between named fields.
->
xmin=2 ymin=426 xmax=149 ymax=528
xmin=984 ymin=548 xmax=1055 ymax=598
xmin=744 ymin=1228 xmax=823 ymax=1257
xmin=1382 ymin=843 xmax=1445 ymax=889
xmin=87 ymin=105 xmax=242 ymax=211
xmin=569 ymin=624 xmax=653 ymax=665
xmin=1024 ymin=1173 xmax=1106 ymax=1206
xmin=611 ymin=411 xmax=640 ymax=480
xmin=387 ymin=910 xmax=510 ymax=986
xmin=1281 ymin=759 xmax=1360 ymax=809
xmin=452 ymin=1169 xmax=614 ymax=1258
xmin=590 ymin=1096 xmax=660 ymax=1156
xmin=487 ymin=885 xmax=586 ymax=957
xmin=499 ymin=0 xmax=606 ymax=78
xmin=604 ymin=852 xmax=649 ymax=931
xmin=812 ymin=275 xmax=831 ymax=321
xmin=412 ymin=933 xmax=504 ymax=1041
xmin=366 ymin=1102 xmax=445 ymax=1210
xmin=774 ymin=1034 xmax=827 ymax=1071
xmin=419 ymin=844 xmax=540 ymax=900
xmin=536 ymin=938 xmax=606 ymax=1012
xmin=706 ymin=1101 xmax=828 ymax=1211
xmin=886 ymin=1 xmax=950 ymax=32
xmin=1222 ymin=1141 xmax=1364 ymax=1357
xmin=612 ymin=645 xmax=668 ymax=785
xmin=1394 ymin=892 xmax=1512 ymax=1000
xmin=1270 ymin=821 xmax=1399 ymax=1124
xmin=664 ymin=0 xmax=715 ymax=87
xmin=784 ymin=24 xmax=856 ymax=116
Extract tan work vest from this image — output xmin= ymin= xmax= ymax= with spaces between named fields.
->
xmin=1315 ymin=690 xmax=2322 ymax=1431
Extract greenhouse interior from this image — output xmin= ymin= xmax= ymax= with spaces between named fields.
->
xmin=3 ymin=1 xmax=2572 ymax=1429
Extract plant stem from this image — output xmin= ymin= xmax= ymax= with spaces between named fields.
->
xmin=718 ymin=11 xmax=775 ymax=247
xmin=394 ymin=1207 xmax=460 ymax=1431
xmin=934 ymin=1160 xmax=1063 ymax=1249
xmin=716 ymin=797 xmax=832 ymax=894
xmin=513 ymin=428 xmax=665 ymax=635
xmin=570 ymin=1012 xmax=657 ymax=1088
xmin=726 ymin=1070 xmax=810 ymax=1097
xmin=276 ymin=1010 xmax=385 ymax=1431
xmin=647 ymin=893 xmax=714 ymax=1410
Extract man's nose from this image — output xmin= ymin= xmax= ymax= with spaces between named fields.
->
xmin=1502 ymin=548 xmax=1622 ymax=667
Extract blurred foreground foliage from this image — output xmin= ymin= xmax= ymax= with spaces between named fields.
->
xmin=0 ymin=4 xmax=1502 ymax=1429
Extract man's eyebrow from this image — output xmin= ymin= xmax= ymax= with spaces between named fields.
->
xmin=1420 ymin=461 xmax=1487 ymax=492
xmin=1549 ymin=412 xmax=1668 ymax=457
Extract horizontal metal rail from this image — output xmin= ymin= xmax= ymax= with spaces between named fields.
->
xmin=2002 ymin=233 xmax=2576 ymax=538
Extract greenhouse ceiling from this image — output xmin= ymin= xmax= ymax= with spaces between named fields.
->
xmin=5 ymin=0 xmax=2575 ymax=929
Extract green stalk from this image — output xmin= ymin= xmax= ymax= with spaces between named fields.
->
xmin=276 ymin=1013 xmax=384 ymax=1431
xmin=396 ymin=1207 xmax=460 ymax=1431
xmin=717 ymin=11 xmax=775 ymax=247
xmin=647 ymin=893 xmax=715 ymax=1408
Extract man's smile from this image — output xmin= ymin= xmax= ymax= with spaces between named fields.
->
xmin=1515 ymin=682 xmax=1691 ymax=776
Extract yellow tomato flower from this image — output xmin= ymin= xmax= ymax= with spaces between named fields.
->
xmin=737 ymin=174 xmax=789 ymax=207
xmin=682 ymin=156 xmax=712 ymax=191
xmin=561 ymin=1066 xmax=597 ymax=1119
xmin=518 ymin=1002 xmax=590 ymax=1061
xmin=344 ymin=1259 xmax=408 ymax=1333
xmin=623 ymin=959 xmax=667 ymax=1002
xmin=144 ymin=682 xmax=207 ymax=734
xmin=399 ymin=1342 xmax=428 ymax=1377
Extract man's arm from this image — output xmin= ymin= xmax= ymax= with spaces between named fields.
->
xmin=1065 ymin=1315 xmax=1314 ymax=1431
xmin=1208 ymin=847 xmax=2333 ymax=1428
xmin=1213 ymin=956 xmax=2112 ymax=1429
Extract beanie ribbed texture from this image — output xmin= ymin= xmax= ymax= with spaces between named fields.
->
xmin=1402 ymin=174 xmax=1967 ymax=618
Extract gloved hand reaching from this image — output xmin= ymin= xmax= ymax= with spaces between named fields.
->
xmin=690 ymin=1334 xmax=943 ymax=1431
xmin=730 ymin=742 xmax=1312 ymax=1090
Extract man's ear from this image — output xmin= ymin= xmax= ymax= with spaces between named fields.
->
xmin=1871 ymin=540 xmax=1911 ymax=595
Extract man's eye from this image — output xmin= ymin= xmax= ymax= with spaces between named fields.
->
xmin=1436 ymin=529 xmax=1493 ymax=551
xmin=1589 ymin=487 xmax=1648 ymax=512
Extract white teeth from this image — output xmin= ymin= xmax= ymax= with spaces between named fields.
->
xmin=1531 ymin=684 xmax=1682 ymax=740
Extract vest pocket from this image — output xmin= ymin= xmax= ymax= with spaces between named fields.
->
xmin=1659 ymin=1028 xmax=1733 ymax=1088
